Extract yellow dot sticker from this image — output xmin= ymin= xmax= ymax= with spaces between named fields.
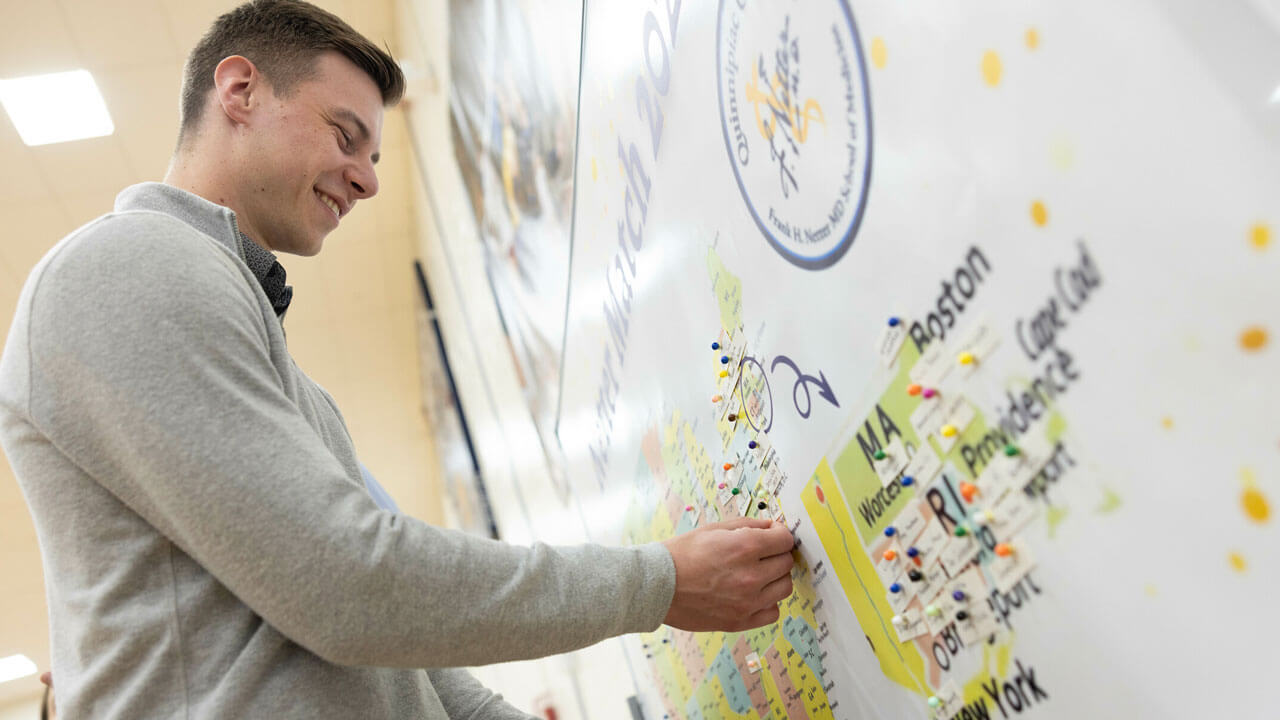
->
xmin=1240 ymin=327 xmax=1269 ymax=352
xmin=1031 ymin=201 xmax=1049 ymax=227
xmin=591 ymin=156 xmax=599 ymax=182
xmin=1229 ymin=552 xmax=1247 ymax=573
xmin=1252 ymin=223 xmax=1271 ymax=250
xmin=1243 ymin=487 xmax=1270 ymax=523
xmin=1026 ymin=28 xmax=1040 ymax=50
xmin=871 ymin=37 xmax=888 ymax=69
xmin=982 ymin=50 xmax=1003 ymax=87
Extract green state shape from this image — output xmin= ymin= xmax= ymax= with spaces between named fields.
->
xmin=706 ymin=247 xmax=743 ymax=331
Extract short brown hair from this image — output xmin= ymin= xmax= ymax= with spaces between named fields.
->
xmin=178 ymin=0 xmax=405 ymax=144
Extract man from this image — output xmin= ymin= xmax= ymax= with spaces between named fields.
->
xmin=0 ymin=2 xmax=796 ymax=718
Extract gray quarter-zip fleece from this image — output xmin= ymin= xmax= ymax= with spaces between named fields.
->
xmin=0 ymin=182 xmax=675 ymax=719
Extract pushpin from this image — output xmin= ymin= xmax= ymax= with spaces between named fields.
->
xmin=972 ymin=508 xmax=995 ymax=525
xmin=883 ymin=549 xmax=897 ymax=561
xmin=720 ymin=355 xmax=730 ymax=364
xmin=907 ymin=383 xmax=922 ymax=396
xmin=711 ymin=342 xmax=720 ymax=350
xmin=959 ymin=482 xmax=978 ymax=502
xmin=748 ymin=440 xmax=758 ymax=449
xmin=892 ymin=614 xmax=907 ymax=628
xmin=901 ymin=476 xmax=915 ymax=487
xmin=685 ymin=505 xmax=694 ymax=512
xmin=928 ymin=696 xmax=941 ymax=709
xmin=952 ymin=590 xmax=967 ymax=602
xmin=888 ymin=317 xmax=901 ymax=327
xmin=730 ymin=488 xmax=740 ymax=495
xmin=922 ymin=388 xmax=937 ymax=399
xmin=906 ymin=546 xmax=920 ymax=558
xmin=994 ymin=543 xmax=1013 ymax=557
xmin=956 ymin=610 xmax=970 ymax=621
xmin=908 ymin=569 xmax=924 ymax=582
xmin=954 ymin=525 xmax=969 ymax=537
xmin=873 ymin=449 xmax=886 ymax=461
xmin=723 ymin=463 xmax=734 ymax=471
xmin=719 ymin=370 xmax=729 ymax=378
xmin=941 ymin=424 xmax=958 ymax=438
xmin=757 ymin=501 xmax=768 ymax=510
xmin=727 ymin=413 xmax=737 ymax=422
xmin=925 ymin=605 xmax=941 ymax=618
xmin=712 ymin=394 xmax=722 ymax=403
xmin=757 ymin=488 xmax=769 ymax=498
xmin=889 ymin=582 xmax=902 ymax=594
xmin=1004 ymin=444 xmax=1020 ymax=457
xmin=718 ymin=482 xmax=727 ymax=489
xmin=958 ymin=351 xmax=975 ymax=366
xmin=884 ymin=526 xmax=897 ymax=537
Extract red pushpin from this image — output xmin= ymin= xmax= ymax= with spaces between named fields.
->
xmin=883 ymin=549 xmax=898 ymax=561
xmin=994 ymin=543 xmax=1013 ymax=557
xmin=959 ymin=482 xmax=978 ymax=503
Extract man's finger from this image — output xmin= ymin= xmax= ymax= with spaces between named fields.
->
xmin=716 ymin=516 xmax=773 ymax=531
xmin=756 ymin=551 xmax=795 ymax=587
xmin=740 ymin=604 xmax=781 ymax=631
xmin=744 ymin=522 xmax=797 ymax=557
xmin=39 ymin=671 xmax=51 ymax=688
xmin=759 ymin=571 xmax=794 ymax=606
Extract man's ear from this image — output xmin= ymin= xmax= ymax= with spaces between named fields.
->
xmin=212 ymin=55 xmax=262 ymax=126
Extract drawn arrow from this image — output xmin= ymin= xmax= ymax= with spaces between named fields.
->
xmin=770 ymin=355 xmax=840 ymax=419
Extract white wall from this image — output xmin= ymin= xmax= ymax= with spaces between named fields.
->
xmin=0 ymin=692 xmax=40 ymax=720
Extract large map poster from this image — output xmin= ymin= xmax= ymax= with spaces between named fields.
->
xmin=557 ymin=1 xmax=1279 ymax=718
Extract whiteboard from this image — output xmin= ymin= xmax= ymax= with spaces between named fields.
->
xmin=556 ymin=1 xmax=1280 ymax=717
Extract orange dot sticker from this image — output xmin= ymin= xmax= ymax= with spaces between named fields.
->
xmin=981 ymin=51 xmax=1003 ymax=87
xmin=1031 ymin=200 xmax=1049 ymax=227
xmin=1240 ymin=327 xmax=1269 ymax=352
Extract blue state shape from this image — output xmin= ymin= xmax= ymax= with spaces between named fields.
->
xmin=781 ymin=615 xmax=824 ymax=679
xmin=708 ymin=646 xmax=754 ymax=715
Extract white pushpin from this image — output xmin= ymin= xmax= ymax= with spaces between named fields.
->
xmin=892 ymin=614 xmax=908 ymax=628
xmin=972 ymin=508 xmax=995 ymax=525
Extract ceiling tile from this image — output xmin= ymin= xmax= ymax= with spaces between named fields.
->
xmin=0 ymin=3 xmax=79 ymax=78
xmin=0 ymin=201 xmax=70 ymax=282
xmin=0 ymin=127 xmax=56 ymax=204
xmin=96 ymin=63 xmax=185 ymax=183
xmin=28 ymin=135 xmax=135 ymax=196
xmin=158 ymin=0 xmax=243 ymax=57
xmin=58 ymin=0 xmax=181 ymax=70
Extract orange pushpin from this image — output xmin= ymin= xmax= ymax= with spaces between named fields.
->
xmin=959 ymin=482 xmax=978 ymax=502
xmin=907 ymin=383 xmax=922 ymax=396
xmin=883 ymin=549 xmax=898 ymax=561
xmin=723 ymin=463 xmax=734 ymax=471
xmin=994 ymin=543 xmax=1013 ymax=557
xmin=712 ymin=394 xmax=722 ymax=403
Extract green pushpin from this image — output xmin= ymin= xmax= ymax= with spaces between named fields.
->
xmin=874 ymin=449 xmax=887 ymax=461
xmin=925 ymin=604 xmax=941 ymax=618
xmin=1004 ymin=444 xmax=1020 ymax=457
xmin=928 ymin=696 xmax=941 ymax=709
xmin=954 ymin=525 xmax=969 ymax=537
xmin=730 ymin=488 xmax=740 ymax=495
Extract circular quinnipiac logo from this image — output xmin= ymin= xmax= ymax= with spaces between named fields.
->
xmin=716 ymin=0 xmax=873 ymax=270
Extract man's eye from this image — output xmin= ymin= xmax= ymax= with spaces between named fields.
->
xmin=337 ymin=128 xmax=352 ymax=148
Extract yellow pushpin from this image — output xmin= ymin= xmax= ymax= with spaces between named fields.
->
xmin=941 ymin=424 xmax=958 ymax=438
xmin=719 ymin=370 xmax=729 ymax=378
xmin=958 ymin=351 xmax=975 ymax=366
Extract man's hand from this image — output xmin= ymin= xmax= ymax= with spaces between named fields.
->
xmin=661 ymin=516 xmax=797 ymax=632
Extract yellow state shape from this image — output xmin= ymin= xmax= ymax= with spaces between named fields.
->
xmin=1229 ymin=551 xmax=1248 ymax=573
xmin=1251 ymin=222 xmax=1271 ymax=250
xmin=1025 ymin=27 xmax=1040 ymax=50
xmin=871 ymin=36 xmax=888 ymax=68
xmin=803 ymin=460 xmax=928 ymax=695
xmin=1031 ymin=200 xmax=1049 ymax=227
xmin=1243 ymin=487 xmax=1270 ymax=523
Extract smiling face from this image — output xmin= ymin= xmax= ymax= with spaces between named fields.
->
xmin=234 ymin=51 xmax=384 ymax=256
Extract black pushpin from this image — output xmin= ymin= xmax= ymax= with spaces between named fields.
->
xmin=908 ymin=569 xmax=924 ymax=582
xmin=757 ymin=501 xmax=768 ymax=510
xmin=956 ymin=610 xmax=970 ymax=621
xmin=728 ymin=413 xmax=738 ymax=422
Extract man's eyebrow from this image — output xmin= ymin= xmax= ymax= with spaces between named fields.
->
xmin=333 ymin=108 xmax=380 ymax=164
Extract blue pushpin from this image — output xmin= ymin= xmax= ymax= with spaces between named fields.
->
xmin=888 ymin=317 xmax=901 ymax=327
xmin=711 ymin=342 xmax=720 ymax=350
xmin=884 ymin=526 xmax=897 ymax=537
xmin=721 ymin=355 xmax=730 ymax=364
xmin=952 ymin=590 xmax=966 ymax=602
xmin=889 ymin=583 xmax=902 ymax=594
xmin=901 ymin=476 xmax=915 ymax=487
xmin=749 ymin=440 xmax=758 ymax=449
xmin=906 ymin=547 xmax=920 ymax=558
